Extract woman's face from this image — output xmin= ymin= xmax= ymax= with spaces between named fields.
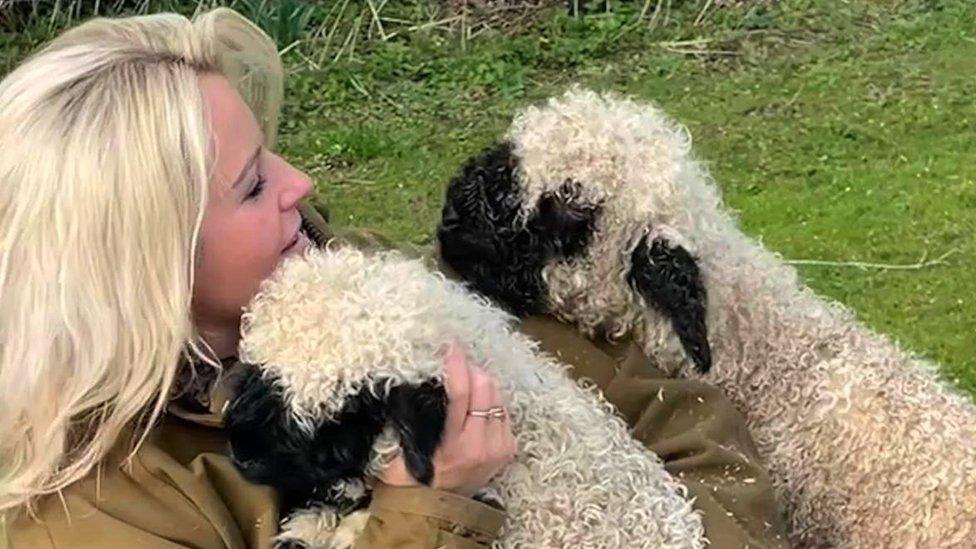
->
xmin=192 ymin=73 xmax=313 ymax=340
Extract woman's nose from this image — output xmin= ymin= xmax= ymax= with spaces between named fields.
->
xmin=279 ymin=161 xmax=313 ymax=211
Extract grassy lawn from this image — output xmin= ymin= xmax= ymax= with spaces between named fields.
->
xmin=1 ymin=0 xmax=973 ymax=397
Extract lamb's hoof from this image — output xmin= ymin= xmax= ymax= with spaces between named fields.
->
xmin=275 ymin=507 xmax=371 ymax=549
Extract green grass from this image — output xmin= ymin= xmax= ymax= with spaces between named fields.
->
xmin=1 ymin=0 xmax=973 ymax=395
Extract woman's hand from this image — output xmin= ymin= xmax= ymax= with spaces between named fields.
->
xmin=378 ymin=343 xmax=516 ymax=497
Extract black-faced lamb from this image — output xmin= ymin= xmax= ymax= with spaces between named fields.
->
xmin=437 ymin=86 xmax=976 ymax=548
xmin=224 ymin=244 xmax=707 ymax=548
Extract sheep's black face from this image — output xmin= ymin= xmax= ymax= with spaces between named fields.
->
xmin=438 ymin=141 xmax=601 ymax=316
xmin=225 ymin=364 xmax=386 ymax=512
xmin=439 ymin=141 xmax=711 ymax=373
xmin=226 ymin=365 xmax=449 ymax=513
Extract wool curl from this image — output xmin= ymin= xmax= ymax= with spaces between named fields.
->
xmin=239 ymin=244 xmax=707 ymax=549
xmin=510 ymin=86 xmax=976 ymax=548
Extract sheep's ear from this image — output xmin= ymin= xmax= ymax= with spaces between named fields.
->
xmin=628 ymin=235 xmax=712 ymax=374
xmin=387 ymin=381 xmax=448 ymax=485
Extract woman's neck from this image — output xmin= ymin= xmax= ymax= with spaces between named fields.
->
xmin=196 ymin=321 xmax=240 ymax=360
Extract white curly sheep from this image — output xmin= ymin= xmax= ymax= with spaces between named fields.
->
xmin=227 ymin=244 xmax=707 ymax=548
xmin=437 ymin=87 xmax=976 ymax=548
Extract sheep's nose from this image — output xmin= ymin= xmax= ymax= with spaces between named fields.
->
xmin=442 ymin=204 xmax=461 ymax=226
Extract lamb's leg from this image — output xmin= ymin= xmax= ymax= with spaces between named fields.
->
xmin=387 ymin=381 xmax=448 ymax=485
xmin=275 ymin=507 xmax=372 ymax=549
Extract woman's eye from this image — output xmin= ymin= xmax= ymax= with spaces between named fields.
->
xmin=245 ymin=176 xmax=266 ymax=201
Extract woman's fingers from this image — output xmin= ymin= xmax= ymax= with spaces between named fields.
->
xmin=465 ymin=364 xmax=515 ymax=468
xmin=464 ymin=363 xmax=497 ymax=430
xmin=486 ymin=380 xmax=516 ymax=463
xmin=442 ymin=342 xmax=471 ymax=437
xmin=383 ymin=344 xmax=515 ymax=497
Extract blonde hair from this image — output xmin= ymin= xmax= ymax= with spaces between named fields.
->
xmin=0 ymin=7 xmax=283 ymax=514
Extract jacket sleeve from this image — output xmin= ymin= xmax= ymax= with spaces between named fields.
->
xmin=354 ymin=485 xmax=506 ymax=549
xmin=604 ymin=341 xmax=791 ymax=549
xmin=519 ymin=315 xmax=791 ymax=549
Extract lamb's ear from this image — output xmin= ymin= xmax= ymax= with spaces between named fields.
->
xmin=531 ymin=182 xmax=601 ymax=256
xmin=386 ymin=381 xmax=448 ymax=485
xmin=628 ymin=235 xmax=712 ymax=374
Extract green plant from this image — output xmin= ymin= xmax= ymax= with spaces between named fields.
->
xmin=231 ymin=0 xmax=316 ymax=48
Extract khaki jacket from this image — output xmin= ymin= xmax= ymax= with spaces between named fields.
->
xmin=7 ymin=203 xmax=789 ymax=548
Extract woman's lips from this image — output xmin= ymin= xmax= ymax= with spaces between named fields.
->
xmin=282 ymin=232 xmax=310 ymax=256
xmin=282 ymin=232 xmax=300 ymax=253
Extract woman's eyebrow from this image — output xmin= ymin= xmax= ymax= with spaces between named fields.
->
xmin=231 ymin=145 xmax=262 ymax=189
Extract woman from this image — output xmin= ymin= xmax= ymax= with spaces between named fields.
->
xmin=0 ymin=8 xmax=788 ymax=548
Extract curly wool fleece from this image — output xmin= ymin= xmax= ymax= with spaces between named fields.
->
xmin=509 ymin=87 xmax=976 ymax=548
xmin=239 ymin=245 xmax=707 ymax=549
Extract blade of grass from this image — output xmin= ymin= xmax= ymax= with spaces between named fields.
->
xmin=694 ymin=0 xmax=714 ymax=26
xmin=316 ymin=0 xmax=350 ymax=67
xmin=366 ymin=0 xmax=387 ymax=41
